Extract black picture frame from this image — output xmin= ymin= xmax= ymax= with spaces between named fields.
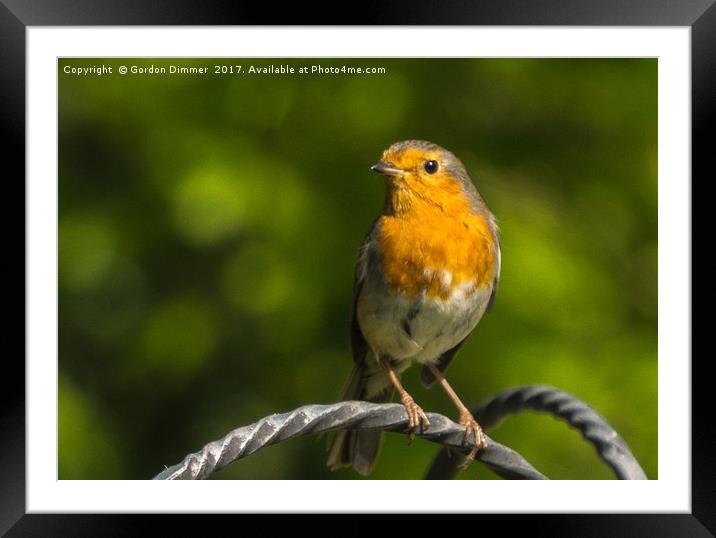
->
xmin=5 ymin=1 xmax=712 ymax=535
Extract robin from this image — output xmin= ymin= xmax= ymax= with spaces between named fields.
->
xmin=327 ymin=140 xmax=501 ymax=475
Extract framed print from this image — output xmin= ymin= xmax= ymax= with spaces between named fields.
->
xmin=5 ymin=0 xmax=712 ymax=534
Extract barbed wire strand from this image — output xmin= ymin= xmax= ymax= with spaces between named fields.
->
xmin=153 ymin=401 xmax=547 ymax=480
xmin=153 ymin=384 xmax=646 ymax=480
xmin=425 ymin=385 xmax=648 ymax=480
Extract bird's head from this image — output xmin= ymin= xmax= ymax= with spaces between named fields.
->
xmin=371 ymin=140 xmax=481 ymax=216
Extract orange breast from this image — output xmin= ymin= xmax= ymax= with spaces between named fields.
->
xmin=378 ymin=194 xmax=496 ymax=300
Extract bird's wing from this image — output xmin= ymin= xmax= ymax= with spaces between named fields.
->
xmin=486 ymin=231 xmax=501 ymax=312
xmin=350 ymin=218 xmax=380 ymax=365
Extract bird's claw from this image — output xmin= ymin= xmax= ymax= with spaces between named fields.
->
xmin=458 ymin=411 xmax=487 ymax=468
xmin=401 ymin=394 xmax=430 ymax=443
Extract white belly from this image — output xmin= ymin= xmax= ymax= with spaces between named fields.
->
xmin=356 ymin=279 xmax=492 ymax=365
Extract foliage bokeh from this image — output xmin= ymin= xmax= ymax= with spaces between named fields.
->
xmin=58 ymin=58 xmax=657 ymax=480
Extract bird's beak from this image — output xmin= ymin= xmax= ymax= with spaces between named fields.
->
xmin=371 ymin=161 xmax=403 ymax=177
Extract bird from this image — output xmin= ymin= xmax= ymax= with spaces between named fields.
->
xmin=327 ymin=140 xmax=501 ymax=476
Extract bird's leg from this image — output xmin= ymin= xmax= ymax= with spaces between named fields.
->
xmin=427 ymin=364 xmax=487 ymax=463
xmin=380 ymin=357 xmax=430 ymax=442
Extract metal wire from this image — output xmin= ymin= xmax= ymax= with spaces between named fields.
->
xmin=153 ymin=384 xmax=646 ymax=480
xmin=425 ymin=385 xmax=648 ymax=480
xmin=153 ymin=401 xmax=546 ymax=480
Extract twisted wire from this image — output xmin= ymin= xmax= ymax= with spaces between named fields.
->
xmin=425 ymin=385 xmax=647 ymax=480
xmin=153 ymin=401 xmax=546 ymax=480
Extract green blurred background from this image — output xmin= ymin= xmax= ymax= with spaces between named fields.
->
xmin=58 ymin=58 xmax=657 ymax=480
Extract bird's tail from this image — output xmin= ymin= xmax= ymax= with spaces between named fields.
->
xmin=326 ymin=364 xmax=393 ymax=476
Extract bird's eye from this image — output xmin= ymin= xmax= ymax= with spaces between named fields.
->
xmin=424 ymin=160 xmax=439 ymax=174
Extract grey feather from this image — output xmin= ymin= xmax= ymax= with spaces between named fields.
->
xmin=420 ymin=337 xmax=466 ymax=388
xmin=328 ymin=220 xmax=393 ymax=474
xmin=326 ymin=364 xmax=393 ymax=475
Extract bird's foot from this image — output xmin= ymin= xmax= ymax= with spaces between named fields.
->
xmin=458 ymin=411 xmax=487 ymax=468
xmin=400 ymin=394 xmax=430 ymax=443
